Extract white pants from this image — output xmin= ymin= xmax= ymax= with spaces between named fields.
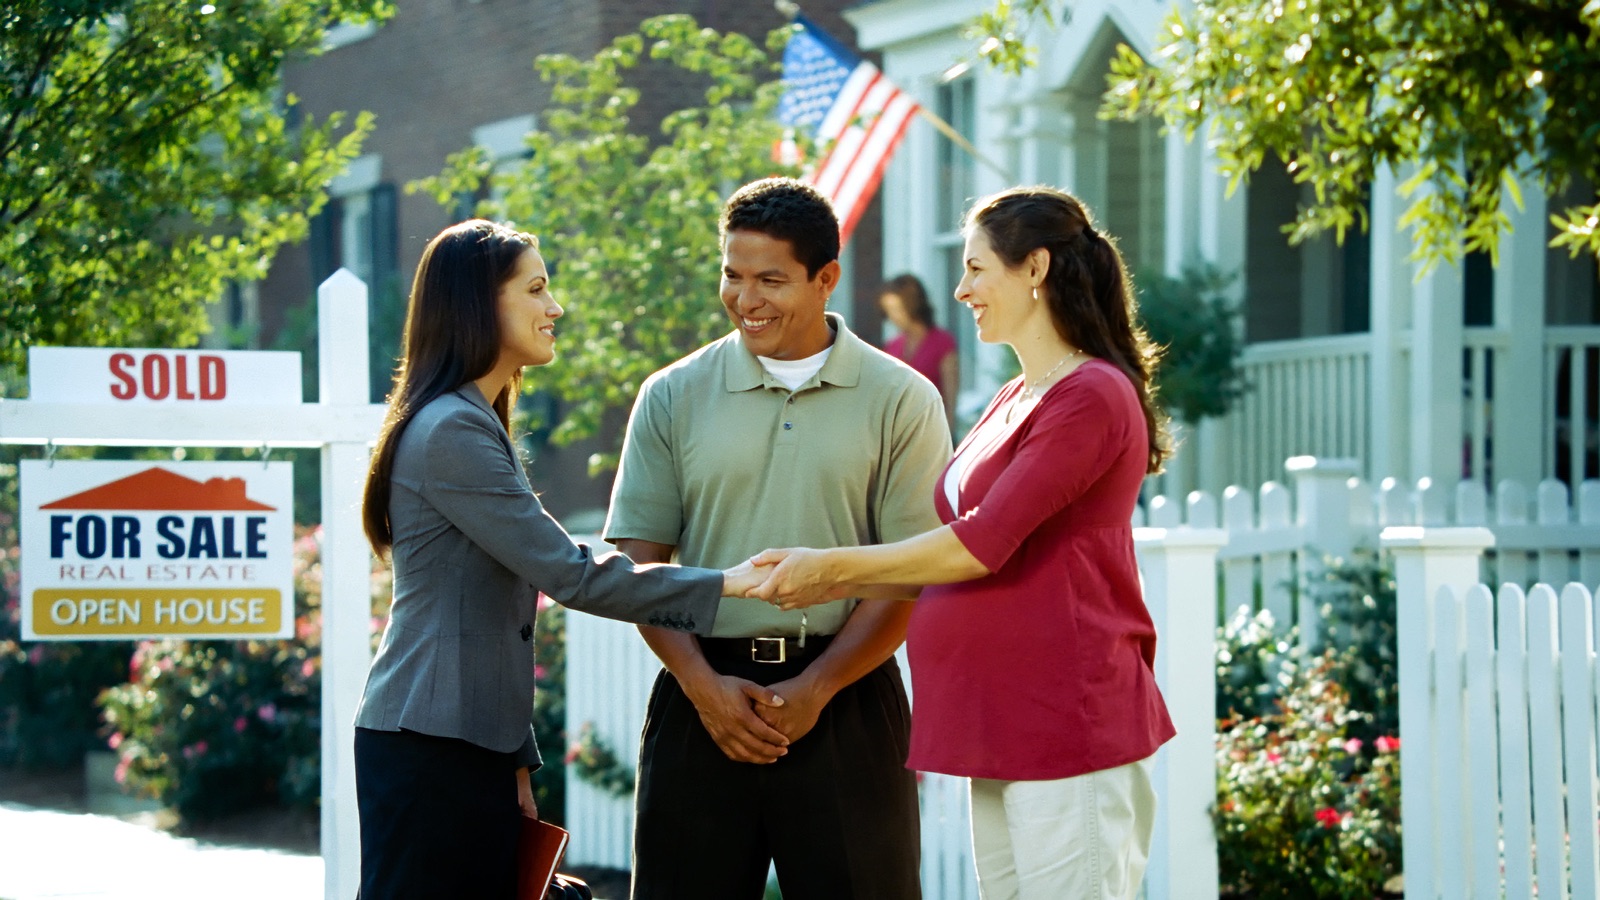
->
xmin=968 ymin=756 xmax=1157 ymax=900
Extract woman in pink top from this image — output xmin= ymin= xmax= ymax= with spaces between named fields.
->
xmin=880 ymin=273 xmax=959 ymax=426
xmin=749 ymin=186 xmax=1173 ymax=900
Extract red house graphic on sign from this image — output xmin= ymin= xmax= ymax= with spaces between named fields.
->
xmin=41 ymin=468 xmax=277 ymax=511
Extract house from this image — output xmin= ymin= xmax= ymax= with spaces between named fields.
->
xmin=847 ymin=0 xmax=1600 ymax=499
xmin=208 ymin=0 xmax=886 ymax=522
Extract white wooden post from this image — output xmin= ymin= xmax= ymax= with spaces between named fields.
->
xmin=1288 ymin=456 xmax=1359 ymax=643
xmin=1136 ymin=525 xmax=1226 ymax=900
xmin=318 ymin=270 xmax=377 ymax=900
xmin=1380 ymin=525 xmax=1495 ymax=900
xmin=1491 ymin=177 xmax=1548 ymax=487
xmin=1368 ymin=166 xmax=1413 ymax=483
xmin=1408 ymin=257 xmax=1467 ymax=487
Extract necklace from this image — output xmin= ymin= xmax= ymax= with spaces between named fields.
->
xmin=1017 ymin=349 xmax=1082 ymax=403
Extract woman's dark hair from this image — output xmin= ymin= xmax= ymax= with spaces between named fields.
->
xmin=363 ymin=219 xmax=538 ymax=555
xmin=880 ymin=273 xmax=934 ymax=328
xmin=720 ymin=177 xmax=839 ymax=278
xmin=965 ymin=186 xmax=1171 ymax=473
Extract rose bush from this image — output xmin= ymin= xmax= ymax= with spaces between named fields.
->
xmin=98 ymin=526 xmax=388 ymax=821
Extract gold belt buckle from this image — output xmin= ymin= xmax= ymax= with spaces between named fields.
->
xmin=751 ymin=636 xmax=787 ymax=664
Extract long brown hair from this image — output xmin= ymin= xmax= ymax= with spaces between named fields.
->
xmin=880 ymin=273 xmax=935 ymax=328
xmin=363 ymin=219 xmax=538 ymax=555
xmin=965 ymin=186 xmax=1171 ymax=473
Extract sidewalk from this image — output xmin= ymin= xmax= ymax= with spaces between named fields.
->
xmin=0 ymin=802 xmax=322 ymax=900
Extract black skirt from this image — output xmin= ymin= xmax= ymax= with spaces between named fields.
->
xmin=355 ymin=727 xmax=522 ymax=900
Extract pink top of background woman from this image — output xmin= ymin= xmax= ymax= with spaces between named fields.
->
xmin=880 ymin=273 xmax=959 ymax=427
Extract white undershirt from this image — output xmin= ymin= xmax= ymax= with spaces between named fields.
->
xmin=943 ymin=443 xmax=970 ymax=513
xmin=758 ymin=346 xmax=833 ymax=391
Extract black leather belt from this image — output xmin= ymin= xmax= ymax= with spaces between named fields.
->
xmin=699 ymin=634 xmax=834 ymax=665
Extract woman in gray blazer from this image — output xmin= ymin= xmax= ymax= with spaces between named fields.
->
xmin=354 ymin=219 xmax=765 ymax=899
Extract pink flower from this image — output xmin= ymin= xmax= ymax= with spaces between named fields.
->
xmin=537 ymin=593 xmax=556 ymax=612
xmin=114 ymin=758 xmax=130 ymax=785
xmin=257 ymin=703 xmax=278 ymax=724
xmin=182 ymin=741 xmax=209 ymax=761
xmin=107 ymin=732 xmax=123 ymax=750
xmin=1344 ymin=738 xmax=1363 ymax=755
xmin=1314 ymin=807 xmax=1342 ymax=829
xmin=234 ymin=716 xmax=248 ymax=734
xmin=534 ymin=665 xmax=548 ymax=681
xmin=301 ymin=659 xmax=316 ymax=678
xmin=1375 ymin=735 xmax=1401 ymax=753
xmin=1265 ymin=750 xmax=1283 ymax=765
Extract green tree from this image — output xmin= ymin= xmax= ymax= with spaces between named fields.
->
xmin=1099 ymin=0 xmax=1600 ymax=266
xmin=1 ymin=0 xmax=390 ymax=367
xmin=413 ymin=15 xmax=796 ymax=471
xmin=1137 ymin=266 xmax=1245 ymax=425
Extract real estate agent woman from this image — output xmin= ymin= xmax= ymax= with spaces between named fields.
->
xmin=354 ymin=219 xmax=770 ymax=900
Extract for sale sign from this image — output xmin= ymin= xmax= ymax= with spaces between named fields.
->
xmin=20 ymin=461 xmax=295 ymax=640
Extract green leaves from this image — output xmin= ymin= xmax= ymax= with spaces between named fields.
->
xmin=1102 ymin=0 xmax=1600 ymax=268
xmin=414 ymin=15 xmax=797 ymax=466
xmin=1137 ymin=266 xmax=1246 ymax=424
xmin=0 ymin=0 xmax=390 ymax=367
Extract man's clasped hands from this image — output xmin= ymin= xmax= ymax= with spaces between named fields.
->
xmin=683 ymin=546 xmax=884 ymax=766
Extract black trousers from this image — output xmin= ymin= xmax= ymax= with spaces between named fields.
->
xmin=630 ymin=648 xmax=922 ymax=900
xmin=355 ymin=727 xmax=522 ymax=900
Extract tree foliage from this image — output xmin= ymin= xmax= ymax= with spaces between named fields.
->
xmin=413 ymin=15 xmax=797 ymax=469
xmin=1 ymin=0 xmax=389 ymax=368
xmin=1137 ymin=266 xmax=1245 ymax=424
xmin=1101 ymin=0 xmax=1600 ymax=266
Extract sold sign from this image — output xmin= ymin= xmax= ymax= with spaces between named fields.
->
xmin=28 ymin=348 xmax=302 ymax=405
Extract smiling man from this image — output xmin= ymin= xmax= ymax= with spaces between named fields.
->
xmin=604 ymin=178 xmax=951 ymax=900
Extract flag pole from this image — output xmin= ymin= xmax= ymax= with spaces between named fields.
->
xmin=774 ymin=0 xmax=1015 ymax=183
xmin=915 ymin=107 xmax=1013 ymax=182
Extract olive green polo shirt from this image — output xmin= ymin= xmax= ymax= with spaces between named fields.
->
xmin=604 ymin=313 xmax=952 ymax=638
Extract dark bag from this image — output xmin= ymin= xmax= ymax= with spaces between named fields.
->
xmin=546 ymin=873 xmax=593 ymax=900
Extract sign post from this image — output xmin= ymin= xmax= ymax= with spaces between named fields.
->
xmin=0 ymin=269 xmax=385 ymax=899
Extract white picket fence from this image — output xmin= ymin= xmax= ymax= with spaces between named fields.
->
xmin=1139 ymin=456 xmax=1600 ymax=642
xmin=1384 ymin=522 xmax=1600 ymax=900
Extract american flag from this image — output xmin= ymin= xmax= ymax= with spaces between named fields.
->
xmin=779 ymin=14 xmax=920 ymax=245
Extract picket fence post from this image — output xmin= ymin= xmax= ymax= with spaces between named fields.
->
xmin=1287 ymin=456 xmax=1360 ymax=642
xmin=1136 ymin=525 xmax=1226 ymax=900
xmin=1380 ymin=525 xmax=1494 ymax=900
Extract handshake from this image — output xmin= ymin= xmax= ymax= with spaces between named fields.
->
xmin=721 ymin=548 xmax=841 ymax=611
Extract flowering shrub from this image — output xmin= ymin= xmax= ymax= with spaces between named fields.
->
xmin=0 ymin=453 xmax=138 ymax=771
xmin=564 ymin=721 xmax=634 ymax=798
xmin=1216 ymin=607 xmax=1297 ymax=723
xmin=1215 ymin=651 xmax=1401 ymax=899
xmin=530 ymin=598 xmax=567 ymax=820
xmin=1311 ymin=555 xmax=1398 ymax=745
xmin=98 ymin=526 xmax=388 ymax=821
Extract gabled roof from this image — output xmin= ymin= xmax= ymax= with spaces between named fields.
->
xmin=41 ymin=468 xmax=277 ymax=511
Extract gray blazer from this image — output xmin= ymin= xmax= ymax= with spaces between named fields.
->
xmin=354 ymin=387 xmax=721 ymax=766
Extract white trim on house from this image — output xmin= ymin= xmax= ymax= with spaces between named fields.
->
xmin=329 ymin=153 xmax=381 ymax=198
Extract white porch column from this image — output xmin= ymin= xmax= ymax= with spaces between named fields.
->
xmin=1492 ymin=180 xmax=1549 ymax=486
xmin=1135 ymin=526 xmax=1226 ymax=900
xmin=1381 ymin=525 xmax=1495 ymax=900
xmin=1409 ymin=254 xmax=1467 ymax=484
xmin=1368 ymin=167 xmax=1414 ymax=482
xmin=1187 ymin=131 xmax=1248 ymax=496
xmin=318 ymin=270 xmax=377 ymax=900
